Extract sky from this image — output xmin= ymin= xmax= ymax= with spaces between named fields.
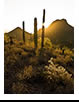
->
xmin=4 ymin=0 xmax=74 ymax=33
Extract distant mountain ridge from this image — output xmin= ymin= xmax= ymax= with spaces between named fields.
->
xmin=5 ymin=27 xmax=33 ymax=42
xmin=38 ymin=19 xmax=74 ymax=48
xmin=5 ymin=19 xmax=74 ymax=48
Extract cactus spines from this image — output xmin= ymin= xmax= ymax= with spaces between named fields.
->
xmin=34 ymin=17 xmax=38 ymax=49
xmin=22 ymin=21 xmax=25 ymax=43
xmin=41 ymin=9 xmax=45 ymax=48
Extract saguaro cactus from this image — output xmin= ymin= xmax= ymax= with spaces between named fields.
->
xmin=41 ymin=9 xmax=45 ymax=48
xmin=22 ymin=21 xmax=25 ymax=43
xmin=34 ymin=17 xmax=38 ymax=49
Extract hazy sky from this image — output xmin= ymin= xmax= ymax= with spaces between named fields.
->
xmin=4 ymin=0 xmax=74 ymax=33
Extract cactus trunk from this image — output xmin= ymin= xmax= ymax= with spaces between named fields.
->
xmin=41 ymin=9 xmax=45 ymax=48
xmin=34 ymin=18 xmax=38 ymax=49
xmin=23 ymin=21 xmax=25 ymax=43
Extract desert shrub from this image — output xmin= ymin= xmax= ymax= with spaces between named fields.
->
xmin=18 ymin=41 xmax=24 ymax=45
xmin=4 ymin=34 xmax=10 ymax=44
xmin=51 ymin=48 xmax=63 ymax=58
xmin=38 ymin=48 xmax=52 ymax=65
xmin=38 ymin=37 xmax=52 ymax=49
xmin=54 ymin=48 xmax=62 ymax=54
xmin=12 ymin=82 xmax=30 ymax=94
xmin=43 ymin=58 xmax=74 ymax=94
xmin=27 ymin=41 xmax=34 ymax=49
xmin=28 ymin=57 xmax=38 ymax=66
xmin=21 ymin=51 xmax=28 ymax=57
xmin=16 ymin=65 xmax=37 ymax=80
xmin=4 ymin=35 xmax=74 ymax=94
xmin=64 ymin=55 xmax=72 ymax=63
xmin=52 ymin=54 xmax=73 ymax=68
xmin=52 ymin=55 xmax=65 ymax=66
xmin=16 ymin=66 xmax=33 ymax=80
xmin=64 ymin=49 xmax=74 ymax=56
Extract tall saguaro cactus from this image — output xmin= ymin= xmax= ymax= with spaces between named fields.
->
xmin=34 ymin=18 xmax=38 ymax=49
xmin=22 ymin=21 xmax=25 ymax=43
xmin=41 ymin=9 xmax=45 ymax=48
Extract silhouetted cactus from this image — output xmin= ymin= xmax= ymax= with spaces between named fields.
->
xmin=41 ymin=9 xmax=45 ymax=48
xmin=34 ymin=18 xmax=38 ymax=49
xmin=22 ymin=21 xmax=25 ymax=43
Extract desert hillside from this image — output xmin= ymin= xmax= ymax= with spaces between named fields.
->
xmin=5 ymin=27 xmax=33 ymax=42
xmin=38 ymin=19 xmax=74 ymax=48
